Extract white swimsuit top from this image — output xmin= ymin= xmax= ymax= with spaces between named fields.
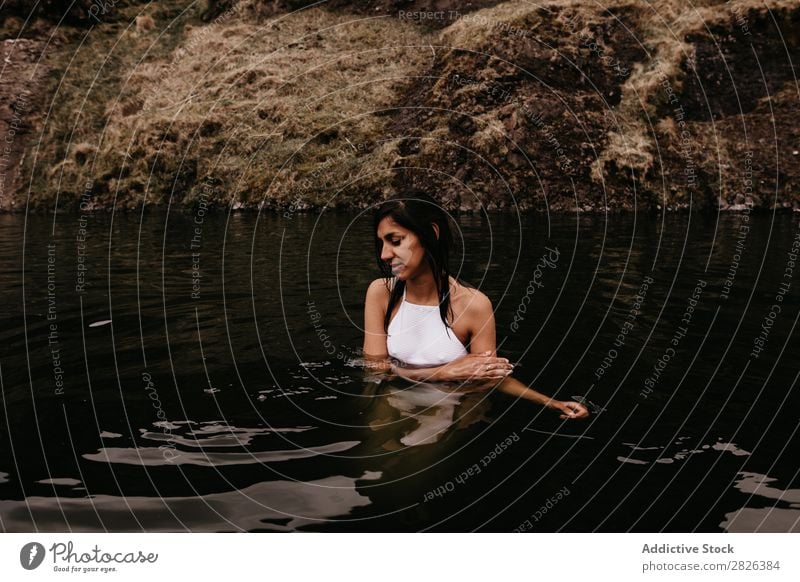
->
xmin=387 ymin=288 xmax=469 ymax=367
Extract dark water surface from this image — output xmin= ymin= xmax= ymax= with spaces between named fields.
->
xmin=0 ymin=210 xmax=798 ymax=532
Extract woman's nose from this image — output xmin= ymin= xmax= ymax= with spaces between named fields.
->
xmin=380 ymin=244 xmax=393 ymax=261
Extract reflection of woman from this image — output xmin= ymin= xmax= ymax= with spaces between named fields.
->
xmin=363 ymin=192 xmax=588 ymax=420
xmin=361 ymin=379 xmax=491 ymax=449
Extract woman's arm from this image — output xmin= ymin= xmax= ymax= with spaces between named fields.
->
xmin=390 ymin=352 xmax=512 ymax=383
xmin=363 ymin=278 xmax=391 ymax=360
xmin=466 ymin=289 xmax=589 ymax=419
xmin=494 ymin=376 xmax=589 ymax=419
xmin=363 ymin=279 xmax=510 ymax=382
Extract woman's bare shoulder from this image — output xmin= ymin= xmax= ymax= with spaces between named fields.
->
xmin=452 ymin=281 xmax=493 ymax=314
xmin=365 ymin=278 xmax=394 ymax=302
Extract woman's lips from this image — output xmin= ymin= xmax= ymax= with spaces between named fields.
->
xmin=390 ymin=263 xmax=404 ymax=273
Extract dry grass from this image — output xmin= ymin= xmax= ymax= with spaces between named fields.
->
xmin=442 ymin=0 xmax=797 ymax=189
xmin=19 ymin=0 xmax=800 ymax=210
xmin=34 ymin=0 xmax=431 ymax=209
xmin=593 ymin=0 xmax=798 ymax=187
xmin=27 ymin=0 xmax=196 ymax=207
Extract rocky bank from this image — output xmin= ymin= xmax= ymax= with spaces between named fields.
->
xmin=0 ymin=0 xmax=798 ymax=212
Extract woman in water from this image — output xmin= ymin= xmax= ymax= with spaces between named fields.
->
xmin=363 ymin=192 xmax=589 ymax=420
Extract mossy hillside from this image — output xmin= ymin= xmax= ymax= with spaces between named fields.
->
xmin=5 ymin=0 xmax=800 ymax=212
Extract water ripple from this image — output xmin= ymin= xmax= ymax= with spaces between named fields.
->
xmin=83 ymin=441 xmax=360 ymax=467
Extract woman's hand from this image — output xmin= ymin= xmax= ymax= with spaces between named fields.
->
xmin=439 ymin=351 xmax=514 ymax=382
xmin=549 ymin=400 xmax=590 ymax=419
xmin=494 ymin=377 xmax=591 ymax=419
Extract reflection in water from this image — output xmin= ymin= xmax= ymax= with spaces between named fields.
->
xmin=1 ymin=385 xmax=489 ymax=532
xmin=733 ymin=472 xmax=800 ymax=503
xmin=346 ymin=376 xmax=495 ymax=523
xmin=0 ymin=383 xmax=491 ymax=532
xmin=721 ymin=472 xmax=800 ymax=533
xmin=382 ymin=384 xmax=490 ymax=447
xmin=84 ymin=420 xmax=355 ymax=467
xmin=570 ymin=395 xmax=606 ymax=414
xmin=80 ymin=419 xmax=358 ymax=468
xmin=83 ymin=441 xmax=360 ymax=467
xmin=2 ymin=212 xmax=799 ymax=531
xmin=0 ymin=472 xmax=381 ymax=532
xmin=36 ymin=478 xmax=82 ymax=487
xmin=386 ymin=387 xmax=461 ymax=447
xmin=617 ymin=439 xmax=751 ymax=466
xmin=140 ymin=421 xmax=315 ymax=448
xmin=360 ymin=375 xmax=492 ymax=451
xmin=1 ymin=373 xmax=494 ymax=532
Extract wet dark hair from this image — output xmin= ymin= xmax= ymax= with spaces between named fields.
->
xmin=373 ymin=192 xmax=467 ymax=334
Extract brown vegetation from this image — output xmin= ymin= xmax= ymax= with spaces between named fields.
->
xmin=1 ymin=0 xmax=798 ymax=212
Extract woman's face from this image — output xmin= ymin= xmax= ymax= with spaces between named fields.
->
xmin=376 ymin=216 xmax=428 ymax=280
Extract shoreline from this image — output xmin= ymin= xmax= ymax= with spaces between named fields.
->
xmin=2 ymin=1 xmax=798 ymax=214
xmin=3 ymin=203 xmax=794 ymax=215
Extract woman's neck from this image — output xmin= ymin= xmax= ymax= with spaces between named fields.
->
xmin=403 ymin=272 xmax=452 ymax=305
